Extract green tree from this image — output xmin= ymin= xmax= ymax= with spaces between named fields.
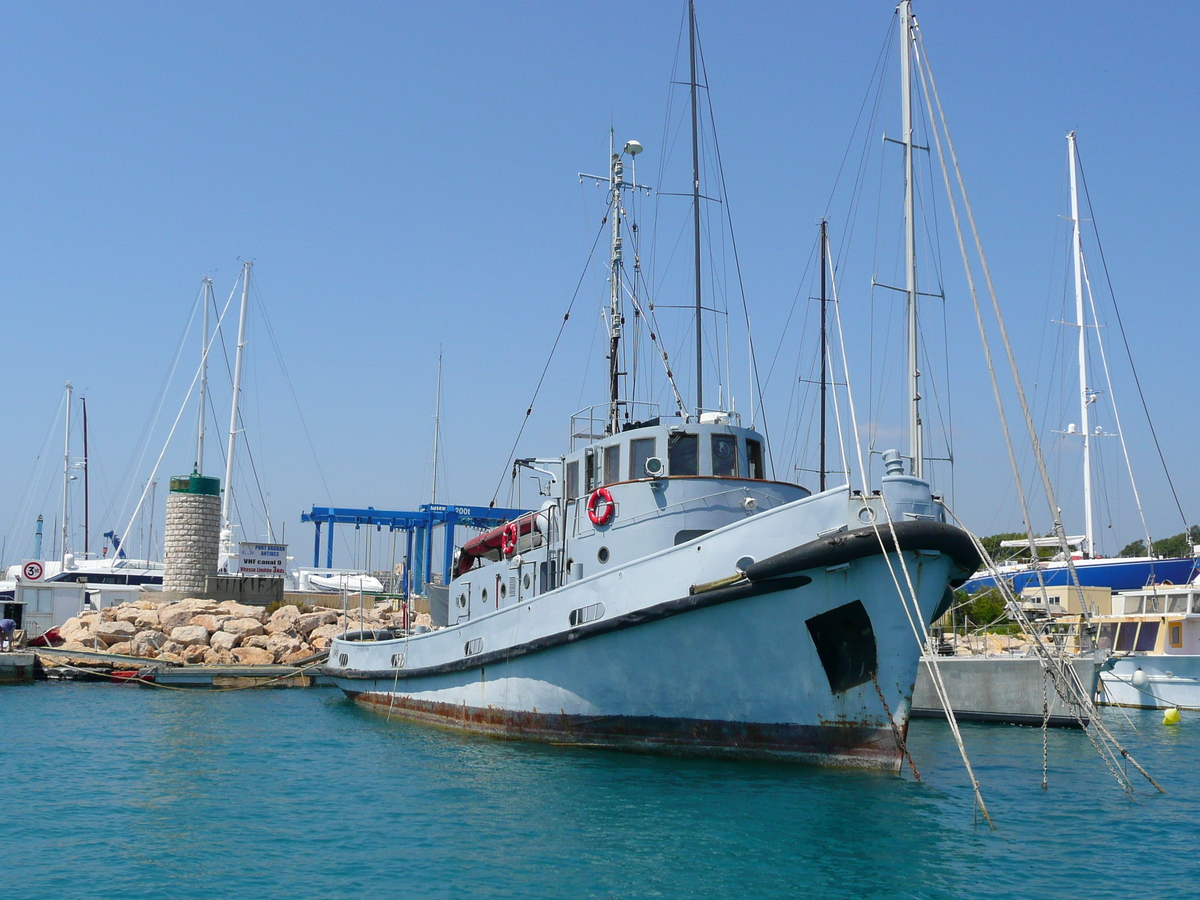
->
xmin=1119 ymin=526 xmax=1200 ymax=559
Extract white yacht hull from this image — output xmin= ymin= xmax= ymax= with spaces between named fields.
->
xmin=1099 ymin=656 xmax=1200 ymax=710
xmin=326 ymin=499 xmax=977 ymax=769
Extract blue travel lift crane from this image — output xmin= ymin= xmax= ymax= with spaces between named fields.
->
xmin=300 ymin=503 xmax=529 ymax=597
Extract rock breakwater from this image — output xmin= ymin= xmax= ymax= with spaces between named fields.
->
xmin=56 ymin=598 xmax=430 ymax=666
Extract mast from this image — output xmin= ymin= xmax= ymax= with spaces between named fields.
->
xmin=1068 ymin=131 xmax=1094 ymax=557
xmin=82 ymin=396 xmax=89 ymax=560
xmin=900 ymin=0 xmax=922 ymax=478
xmin=197 ymin=276 xmax=213 ymax=473
xmin=221 ymin=261 xmax=252 ymax=567
xmin=607 ymin=131 xmax=625 ymax=435
xmin=819 ymin=220 xmax=828 ymax=492
xmin=432 ymin=347 xmax=443 ymax=502
xmin=61 ymin=381 xmax=72 ymax=564
xmin=689 ymin=0 xmax=703 ymax=418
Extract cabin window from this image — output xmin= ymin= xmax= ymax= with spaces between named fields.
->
xmin=603 ymin=445 xmax=621 ymax=485
xmin=585 ymin=450 xmax=597 ymax=492
xmin=565 ymin=461 xmax=579 ymax=500
xmin=1167 ymin=594 xmax=1188 ymax=614
xmin=1135 ymin=621 xmax=1160 ymax=652
xmin=746 ymin=438 xmax=764 ymax=479
xmin=1192 ymin=595 xmax=1200 ymax=615
xmin=1096 ymin=622 xmax=1117 ymax=651
xmin=630 ymin=437 xmax=656 ymax=479
xmin=1145 ymin=594 xmax=1162 ymax=614
xmin=1170 ymin=623 xmax=1183 ymax=648
xmin=711 ymin=434 xmax=738 ymax=477
xmin=1114 ymin=622 xmax=1138 ymax=652
xmin=1126 ymin=597 xmax=1145 ymax=615
xmin=668 ymin=433 xmax=699 ymax=476
xmin=540 ymin=559 xmax=557 ymax=593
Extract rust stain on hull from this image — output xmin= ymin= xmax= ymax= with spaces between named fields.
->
xmin=346 ymin=691 xmax=902 ymax=771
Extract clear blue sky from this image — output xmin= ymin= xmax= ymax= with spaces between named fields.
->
xmin=2 ymin=1 xmax=1196 ymax=568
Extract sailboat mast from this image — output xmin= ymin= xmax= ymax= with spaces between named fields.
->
xmin=432 ymin=347 xmax=443 ymax=502
xmin=221 ymin=262 xmax=252 ymax=558
xmin=689 ymin=0 xmax=703 ymax=418
xmin=62 ymin=381 xmax=72 ymax=564
xmin=607 ymin=130 xmax=626 ymax=435
xmin=819 ymin=220 xmax=828 ymax=492
xmin=900 ymin=0 xmax=922 ymax=478
xmin=1068 ymin=131 xmax=1094 ymax=556
xmin=197 ymin=276 xmax=212 ymax=473
xmin=82 ymin=396 xmax=89 ymax=560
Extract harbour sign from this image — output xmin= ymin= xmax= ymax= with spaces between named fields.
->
xmin=238 ymin=542 xmax=287 ymax=576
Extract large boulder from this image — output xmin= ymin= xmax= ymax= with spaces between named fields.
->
xmin=232 ymin=646 xmax=274 ymax=666
xmin=59 ymin=617 xmax=92 ymax=644
xmin=266 ymin=605 xmax=302 ymax=633
xmin=204 ymin=648 xmax=235 ymax=665
xmin=132 ymin=630 xmax=168 ymax=657
xmin=169 ymin=625 xmax=210 ymax=648
xmin=243 ymin=635 xmax=271 ymax=650
xmin=308 ymin=623 xmax=341 ymax=649
xmin=223 ymin=617 xmax=265 ymax=638
xmin=159 ymin=640 xmax=184 ymax=657
xmin=134 ymin=608 xmax=162 ymax=629
xmin=215 ymin=601 xmax=267 ymax=623
xmin=95 ymin=620 xmax=137 ymax=646
xmin=281 ymin=648 xmax=315 ymax=665
xmin=115 ymin=606 xmax=142 ymax=624
xmin=108 ymin=641 xmax=133 ymax=656
xmin=266 ymin=633 xmax=302 ymax=658
xmin=61 ymin=640 xmax=96 ymax=653
xmin=159 ymin=604 xmax=195 ymax=631
xmin=190 ymin=614 xmax=230 ymax=634
xmin=182 ymin=644 xmax=209 ymax=664
xmin=295 ymin=610 xmax=337 ymax=636
xmin=210 ymin=630 xmax=240 ymax=652
xmin=177 ymin=598 xmax=219 ymax=612
xmin=100 ymin=606 xmax=119 ymax=622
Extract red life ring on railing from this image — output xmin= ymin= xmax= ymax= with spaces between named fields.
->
xmin=587 ymin=487 xmax=615 ymax=526
xmin=501 ymin=521 xmax=519 ymax=556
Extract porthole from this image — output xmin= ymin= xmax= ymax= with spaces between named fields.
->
xmin=500 ymin=582 xmax=507 ymax=599
xmin=523 ymin=573 xmax=531 ymax=590
xmin=858 ymin=506 xmax=876 ymax=524
xmin=457 ymin=593 xmax=468 ymax=608
xmin=597 ymin=547 xmax=610 ymax=564
xmin=736 ymin=556 xmax=755 ymax=572
xmin=481 ymin=588 xmax=489 ymax=603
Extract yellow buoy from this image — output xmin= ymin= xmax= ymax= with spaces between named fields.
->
xmin=1163 ymin=707 xmax=1181 ymax=725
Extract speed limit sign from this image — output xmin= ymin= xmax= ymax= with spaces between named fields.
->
xmin=22 ymin=561 xmax=44 ymax=581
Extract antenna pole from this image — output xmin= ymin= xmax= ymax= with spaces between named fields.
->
xmin=819 ymin=220 xmax=828 ymax=492
xmin=221 ymin=261 xmax=252 ymax=568
xmin=197 ymin=276 xmax=212 ymax=473
xmin=901 ymin=0 xmax=922 ymax=478
xmin=1068 ymin=131 xmax=1094 ymax=557
xmin=62 ymin=381 xmax=72 ymax=564
xmin=608 ymin=129 xmax=625 ymax=434
xmin=82 ymin=396 xmax=89 ymax=560
xmin=690 ymin=0 xmax=703 ymax=418
xmin=432 ymin=347 xmax=443 ymax=502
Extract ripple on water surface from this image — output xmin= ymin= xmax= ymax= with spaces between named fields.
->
xmin=6 ymin=683 xmax=1198 ymax=899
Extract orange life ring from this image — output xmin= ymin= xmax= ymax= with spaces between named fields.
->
xmin=502 ymin=521 xmax=519 ymax=556
xmin=587 ymin=487 xmax=615 ymax=526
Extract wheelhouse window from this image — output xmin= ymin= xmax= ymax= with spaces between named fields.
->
xmin=565 ymin=461 xmax=579 ymax=500
xmin=1135 ymin=621 xmax=1160 ymax=652
xmin=629 ymin=437 xmax=656 ymax=479
xmin=711 ymin=434 xmax=738 ymax=477
xmin=746 ymin=438 xmax=764 ymax=479
xmin=603 ymin=444 xmax=621 ymax=485
xmin=584 ymin=451 xmax=596 ymax=492
xmin=668 ymin=433 xmax=699 ymax=476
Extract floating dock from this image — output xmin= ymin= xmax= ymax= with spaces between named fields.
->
xmin=911 ymin=654 xmax=1103 ymax=728
xmin=0 ymin=651 xmax=37 ymax=683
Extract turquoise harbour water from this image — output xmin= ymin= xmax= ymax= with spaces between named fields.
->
xmin=5 ymin=682 xmax=1198 ymax=899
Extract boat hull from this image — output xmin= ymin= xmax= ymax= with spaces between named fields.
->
xmin=327 ymin=512 xmax=978 ymax=770
xmin=1099 ymin=655 xmax=1200 ymax=709
xmin=962 ymin=556 xmax=1196 ymax=594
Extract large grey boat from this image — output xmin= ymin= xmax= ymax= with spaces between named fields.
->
xmin=325 ymin=2 xmax=979 ymax=769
